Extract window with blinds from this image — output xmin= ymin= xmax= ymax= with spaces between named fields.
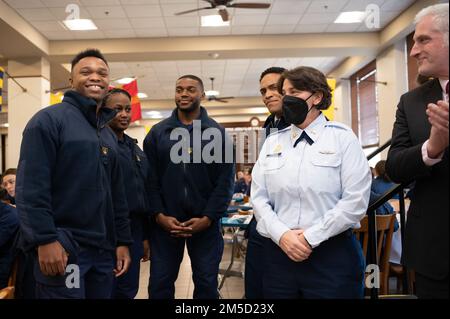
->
xmin=350 ymin=61 xmax=379 ymax=148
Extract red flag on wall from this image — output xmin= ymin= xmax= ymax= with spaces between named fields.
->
xmin=121 ymin=79 xmax=142 ymax=122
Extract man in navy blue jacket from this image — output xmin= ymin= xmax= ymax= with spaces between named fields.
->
xmin=103 ymin=88 xmax=151 ymax=299
xmin=144 ymin=75 xmax=234 ymax=299
xmin=15 ymin=49 xmax=132 ymax=299
xmin=245 ymin=67 xmax=289 ymax=299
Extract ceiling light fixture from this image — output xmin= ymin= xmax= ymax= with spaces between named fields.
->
xmin=201 ymin=15 xmax=230 ymax=27
xmin=116 ymin=77 xmax=135 ymax=84
xmin=63 ymin=19 xmax=98 ymax=30
xmin=137 ymin=92 xmax=148 ymax=99
xmin=334 ymin=11 xmax=367 ymax=24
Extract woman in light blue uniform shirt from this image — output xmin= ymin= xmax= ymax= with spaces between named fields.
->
xmin=251 ymin=66 xmax=371 ymax=299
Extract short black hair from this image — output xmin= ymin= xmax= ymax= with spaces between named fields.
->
xmin=277 ymin=66 xmax=332 ymax=110
xmin=102 ymin=88 xmax=131 ymax=107
xmin=260 ymin=67 xmax=287 ymax=82
xmin=177 ymin=75 xmax=204 ymax=91
xmin=71 ymin=48 xmax=108 ymax=71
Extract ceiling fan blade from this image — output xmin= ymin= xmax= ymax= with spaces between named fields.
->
xmin=215 ymin=98 xmax=229 ymax=103
xmin=229 ymin=3 xmax=271 ymax=9
xmin=219 ymin=8 xmax=229 ymax=22
xmin=217 ymin=96 xmax=235 ymax=100
xmin=175 ymin=6 xmax=213 ymax=15
xmin=201 ymin=0 xmax=216 ymax=5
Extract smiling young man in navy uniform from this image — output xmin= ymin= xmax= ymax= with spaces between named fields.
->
xmin=144 ymin=75 xmax=234 ymax=299
xmin=16 ymin=49 xmax=132 ymax=299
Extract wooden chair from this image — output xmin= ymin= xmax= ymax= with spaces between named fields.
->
xmin=353 ymin=214 xmax=396 ymax=295
xmin=0 ymin=258 xmax=18 ymax=299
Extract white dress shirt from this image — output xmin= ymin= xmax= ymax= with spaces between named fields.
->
xmin=251 ymin=114 xmax=371 ymax=248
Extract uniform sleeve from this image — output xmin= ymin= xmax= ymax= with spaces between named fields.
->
xmin=201 ymin=130 xmax=235 ymax=221
xmin=15 ymin=113 xmax=59 ymax=247
xmin=386 ymin=95 xmax=431 ymax=183
xmin=110 ymin=149 xmax=133 ymax=246
xmin=143 ymin=128 xmax=166 ymax=216
xmin=303 ymin=137 xmax=372 ymax=248
xmin=0 ymin=203 xmax=19 ymax=247
xmin=251 ymin=140 xmax=290 ymax=244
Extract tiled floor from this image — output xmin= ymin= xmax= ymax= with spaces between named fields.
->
xmin=135 ymin=233 xmax=246 ymax=299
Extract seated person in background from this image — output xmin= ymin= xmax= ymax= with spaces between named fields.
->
xmin=233 ymin=170 xmax=247 ymax=194
xmin=369 ymin=190 xmax=399 ymax=232
xmin=0 ymin=201 xmax=19 ymax=289
xmin=372 ymin=160 xmax=399 ymax=199
xmin=1 ymin=168 xmax=17 ymax=205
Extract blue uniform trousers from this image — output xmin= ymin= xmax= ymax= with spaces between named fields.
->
xmin=263 ymin=230 xmax=365 ymax=299
xmin=244 ymin=217 xmax=265 ymax=299
xmin=34 ymin=246 xmax=114 ymax=299
xmin=112 ymin=214 xmax=144 ymax=299
xmin=149 ymin=221 xmax=223 ymax=299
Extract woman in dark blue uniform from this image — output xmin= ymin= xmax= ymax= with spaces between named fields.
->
xmin=103 ymin=88 xmax=151 ymax=299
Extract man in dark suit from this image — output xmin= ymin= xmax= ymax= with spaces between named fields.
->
xmin=386 ymin=3 xmax=449 ymax=299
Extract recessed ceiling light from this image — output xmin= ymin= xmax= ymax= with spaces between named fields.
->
xmin=201 ymin=15 xmax=230 ymax=27
xmin=334 ymin=11 xmax=367 ymax=24
xmin=137 ymin=92 xmax=148 ymax=99
xmin=116 ymin=77 xmax=135 ymax=84
xmin=205 ymin=90 xmax=220 ymax=96
xmin=63 ymin=19 xmax=98 ymax=31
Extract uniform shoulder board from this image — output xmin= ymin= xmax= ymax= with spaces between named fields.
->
xmin=324 ymin=121 xmax=350 ymax=131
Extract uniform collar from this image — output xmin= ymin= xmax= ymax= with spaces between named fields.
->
xmin=290 ymin=113 xmax=326 ymax=146
xmin=439 ymin=78 xmax=448 ymax=94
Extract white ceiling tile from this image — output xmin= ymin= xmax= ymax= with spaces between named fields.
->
xmin=231 ymin=26 xmax=264 ymax=34
xmin=31 ymin=20 xmax=66 ymax=32
xmin=233 ymin=8 xmax=270 ymax=16
xmin=381 ymin=0 xmax=415 ymax=12
xmin=161 ymin=4 xmax=201 ymax=17
xmin=134 ymin=28 xmax=168 ymax=37
xmin=123 ymin=5 xmax=162 ymax=17
xmin=165 ymin=16 xmax=199 ymax=27
xmin=130 ymin=17 xmax=165 ymax=28
xmin=103 ymin=29 xmax=136 ymax=38
xmin=94 ymin=18 xmax=133 ymax=29
xmin=4 ymin=0 xmax=45 ymax=8
xmin=294 ymin=24 xmax=328 ymax=33
xmin=342 ymin=0 xmax=385 ymax=11
xmin=325 ymin=23 xmax=360 ymax=33
xmin=199 ymin=27 xmax=232 ymax=36
xmin=17 ymin=8 xmax=56 ymax=21
xmin=80 ymin=0 xmax=121 ymax=6
xmin=41 ymin=0 xmax=81 ymax=6
xmin=263 ymin=25 xmax=295 ymax=34
xmin=40 ymin=30 xmax=76 ymax=40
xmin=271 ymin=1 xmax=310 ymax=14
xmin=119 ymin=0 xmax=159 ymax=4
xmin=306 ymin=0 xmax=349 ymax=13
xmin=299 ymin=12 xmax=339 ymax=24
xmin=86 ymin=6 xmax=127 ymax=19
xmin=266 ymin=14 xmax=300 ymax=25
xmin=231 ymin=15 xmax=268 ymax=26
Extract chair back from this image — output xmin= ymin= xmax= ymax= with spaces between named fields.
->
xmin=354 ymin=214 xmax=396 ymax=295
xmin=0 ymin=258 xmax=18 ymax=299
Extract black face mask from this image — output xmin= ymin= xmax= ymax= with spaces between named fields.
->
xmin=282 ymin=94 xmax=315 ymax=125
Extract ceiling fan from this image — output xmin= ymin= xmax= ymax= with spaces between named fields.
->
xmin=175 ymin=0 xmax=271 ymax=22
xmin=205 ymin=77 xmax=234 ymax=103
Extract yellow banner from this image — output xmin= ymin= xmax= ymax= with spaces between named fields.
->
xmin=50 ymin=92 xmax=64 ymax=105
xmin=323 ymin=78 xmax=336 ymax=121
